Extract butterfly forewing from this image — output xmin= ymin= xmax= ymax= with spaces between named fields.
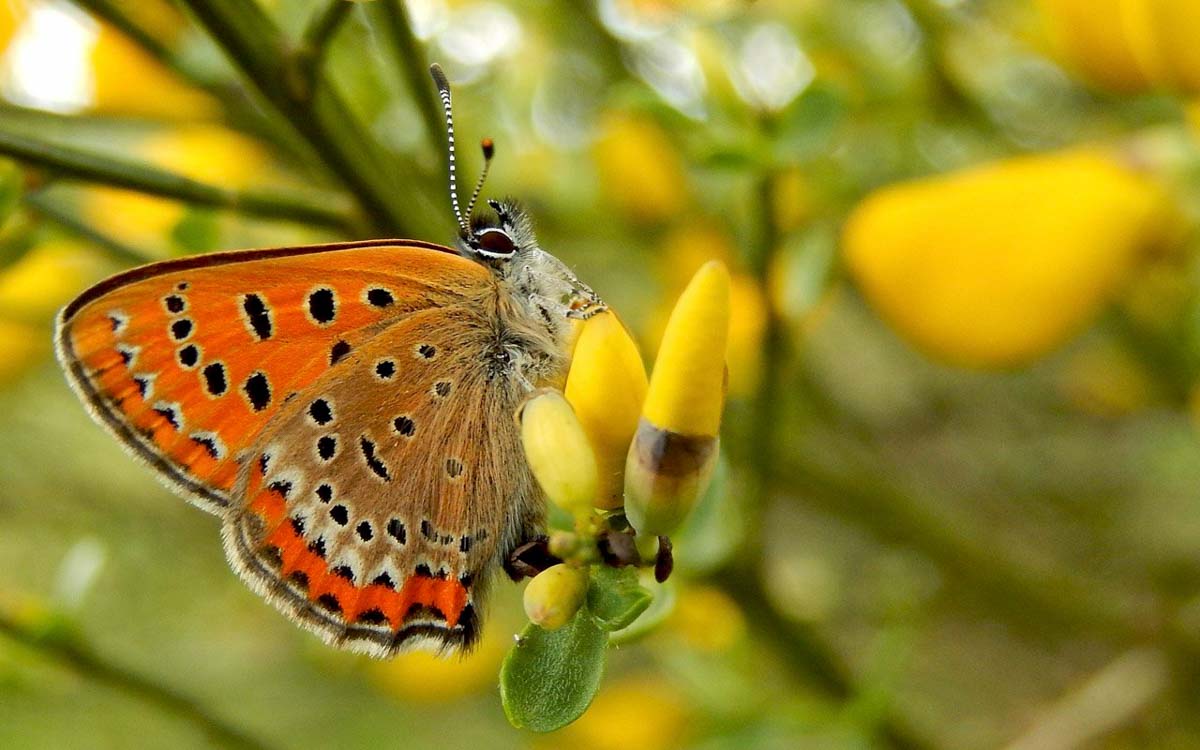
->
xmin=226 ymin=304 xmax=543 ymax=656
xmin=56 ymin=240 xmax=490 ymax=512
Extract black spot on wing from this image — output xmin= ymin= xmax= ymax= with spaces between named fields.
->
xmin=171 ymin=318 xmax=193 ymax=341
xmin=366 ymin=288 xmax=394 ymax=307
xmin=177 ymin=344 xmax=199 ymax=369
xmin=330 ymin=340 xmax=351 ymax=365
xmin=241 ymin=293 xmax=273 ymax=340
xmin=202 ymin=362 xmax=227 ymax=396
xmin=244 ymin=372 xmax=271 ymax=411
xmin=359 ymin=437 xmax=390 ymax=481
xmin=393 ymin=415 xmax=415 ymax=437
xmin=308 ymin=399 xmax=333 ymax=425
xmin=308 ymin=288 xmax=336 ymax=324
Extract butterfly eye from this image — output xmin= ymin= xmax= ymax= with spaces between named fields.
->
xmin=473 ymin=228 xmax=516 ymax=258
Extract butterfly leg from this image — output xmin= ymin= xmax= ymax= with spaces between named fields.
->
xmin=503 ymin=535 xmax=562 ymax=581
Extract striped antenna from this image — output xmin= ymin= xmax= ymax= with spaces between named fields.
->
xmin=465 ymin=138 xmax=494 ymax=220
xmin=429 ymin=63 xmax=469 ymax=235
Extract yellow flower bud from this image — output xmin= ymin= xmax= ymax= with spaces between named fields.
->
xmin=523 ymin=564 xmax=589 ymax=630
xmin=625 ymin=261 xmax=729 ymax=536
xmin=642 ymin=261 xmax=730 ymax=437
xmin=520 ymin=389 xmax=599 ymax=517
xmin=564 ymin=311 xmax=648 ymax=509
xmin=625 ymin=422 xmax=719 ymax=537
xmin=843 ymin=148 xmax=1169 ymax=369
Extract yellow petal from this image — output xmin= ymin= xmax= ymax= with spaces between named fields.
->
xmin=520 ymin=389 xmax=599 ymax=516
xmin=843 ymin=148 xmax=1169 ymax=368
xmin=523 ymin=564 xmax=589 ymax=630
xmin=642 ymin=260 xmax=731 ymax=437
xmin=564 ymin=311 xmax=648 ymax=509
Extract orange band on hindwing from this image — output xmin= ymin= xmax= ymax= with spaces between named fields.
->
xmin=249 ymin=485 xmax=470 ymax=631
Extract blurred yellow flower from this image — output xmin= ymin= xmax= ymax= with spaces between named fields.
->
xmin=593 ymin=112 xmax=688 ymax=222
xmin=83 ymin=125 xmax=271 ymax=252
xmin=0 ymin=319 xmax=42 ymax=385
xmin=538 ymin=677 xmax=690 ymax=750
xmin=89 ymin=23 xmax=219 ymax=120
xmin=1037 ymin=0 xmax=1200 ymax=93
xmin=0 ymin=239 xmax=111 ymax=321
xmin=668 ymin=584 xmax=746 ymax=652
xmin=1060 ymin=342 xmax=1155 ymax=416
xmin=843 ymin=148 xmax=1170 ymax=368
xmin=0 ymin=0 xmax=26 ymax=53
xmin=368 ymin=624 xmax=508 ymax=703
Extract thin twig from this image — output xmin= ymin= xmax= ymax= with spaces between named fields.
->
xmin=0 ymin=127 xmax=357 ymax=231
xmin=0 ymin=611 xmax=273 ymax=750
xmin=300 ymin=0 xmax=356 ymax=73
xmin=25 ymin=191 xmax=149 ymax=265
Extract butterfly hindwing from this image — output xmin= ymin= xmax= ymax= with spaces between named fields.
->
xmin=225 ymin=304 xmax=544 ymax=656
xmin=55 ymin=240 xmax=491 ymax=512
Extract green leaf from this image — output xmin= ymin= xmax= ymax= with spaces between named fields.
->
xmin=609 ymin=576 xmax=677 ymax=646
xmin=586 ymin=564 xmax=653 ymax=632
xmin=500 ymin=606 xmax=608 ymax=733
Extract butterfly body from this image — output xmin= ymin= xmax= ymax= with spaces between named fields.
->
xmin=56 ymin=200 xmax=603 ymax=655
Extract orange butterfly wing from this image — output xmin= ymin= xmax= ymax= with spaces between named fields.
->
xmin=56 ymin=240 xmax=492 ymax=512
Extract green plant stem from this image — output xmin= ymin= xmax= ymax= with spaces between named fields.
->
xmin=0 ymin=611 xmax=273 ymax=750
xmin=743 ymin=168 xmax=788 ymax=549
xmin=25 ymin=191 xmax=149 ymax=264
xmin=176 ymin=0 xmax=438 ymax=237
xmin=377 ymin=0 xmax=444 ymax=161
xmin=0 ymin=128 xmax=356 ymax=231
xmin=303 ymin=0 xmax=356 ymax=52
xmin=723 ymin=167 xmax=938 ymax=750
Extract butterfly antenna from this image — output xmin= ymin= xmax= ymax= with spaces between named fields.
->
xmin=430 ymin=63 xmax=470 ymax=236
xmin=465 ymin=138 xmax=494 ymax=220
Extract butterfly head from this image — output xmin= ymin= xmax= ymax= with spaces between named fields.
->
xmin=460 ymin=198 xmax=534 ymax=262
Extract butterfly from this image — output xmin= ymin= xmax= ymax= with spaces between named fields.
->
xmin=54 ymin=64 xmax=603 ymax=657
